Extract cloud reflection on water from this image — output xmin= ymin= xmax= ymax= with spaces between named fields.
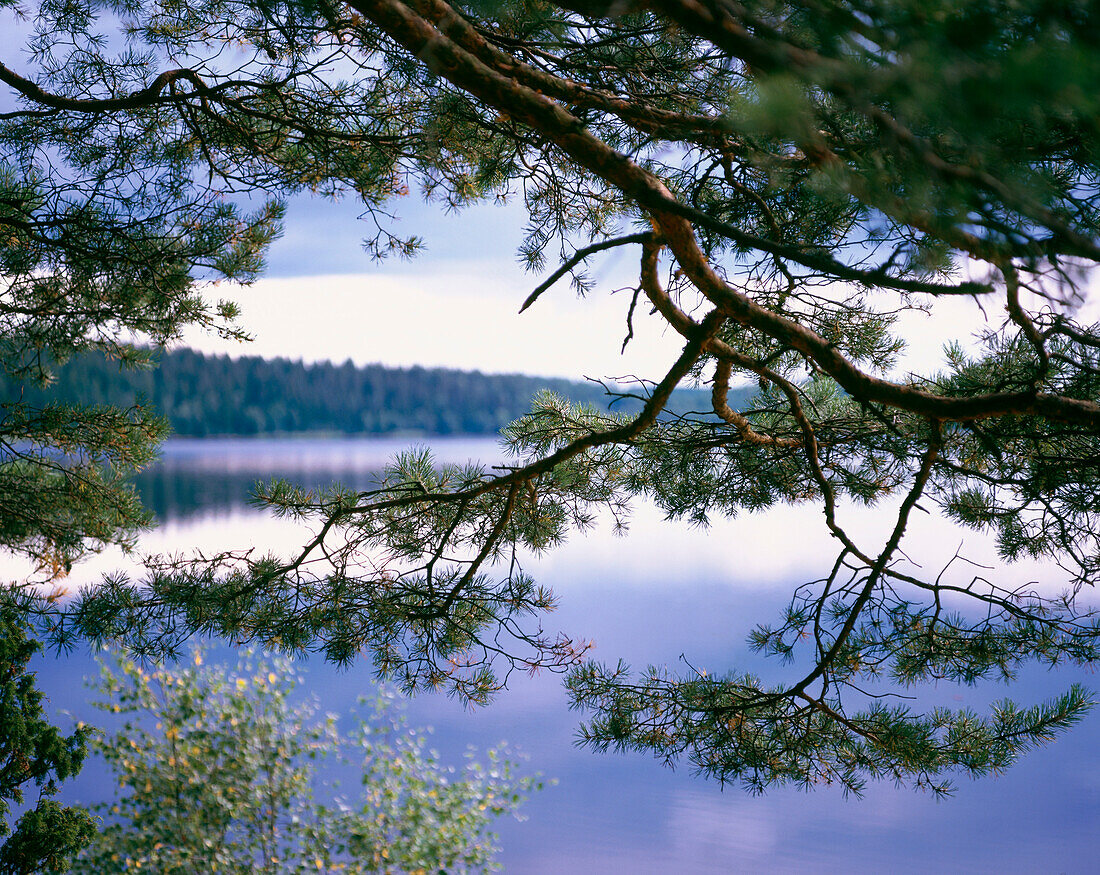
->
xmin=21 ymin=436 xmax=1100 ymax=872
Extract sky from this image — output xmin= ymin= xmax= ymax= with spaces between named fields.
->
xmin=183 ymin=194 xmax=689 ymax=381
xmin=181 ymin=192 xmax=1078 ymax=383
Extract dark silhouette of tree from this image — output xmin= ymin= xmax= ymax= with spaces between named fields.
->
xmin=0 ymin=599 xmax=94 ymax=873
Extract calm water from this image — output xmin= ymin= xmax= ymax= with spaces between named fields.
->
xmin=36 ymin=438 xmax=1100 ymax=873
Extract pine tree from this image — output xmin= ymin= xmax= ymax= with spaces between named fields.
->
xmin=3 ymin=0 xmax=1100 ymax=793
xmin=0 ymin=599 xmax=95 ymax=872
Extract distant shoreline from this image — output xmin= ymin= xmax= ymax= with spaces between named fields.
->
xmin=5 ymin=347 xmax=739 ymax=439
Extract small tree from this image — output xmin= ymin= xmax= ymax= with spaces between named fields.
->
xmin=75 ymin=650 xmax=542 ymax=874
xmin=0 ymin=599 xmax=95 ymax=874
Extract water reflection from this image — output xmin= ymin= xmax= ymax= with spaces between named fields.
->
xmin=43 ymin=438 xmax=1100 ymax=872
xmin=134 ymin=436 xmax=508 ymax=521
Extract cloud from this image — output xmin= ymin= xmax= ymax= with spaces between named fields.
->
xmin=183 ymin=265 xmax=684 ymax=381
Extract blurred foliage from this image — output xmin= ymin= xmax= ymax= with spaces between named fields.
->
xmin=75 ymin=649 xmax=543 ymax=873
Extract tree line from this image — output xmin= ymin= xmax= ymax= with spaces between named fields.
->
xmin=3 ymin=347 xmax=731 ymax=437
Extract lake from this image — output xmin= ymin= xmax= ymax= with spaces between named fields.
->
xmin=32 ymin=437 xmax=1100 ymax=872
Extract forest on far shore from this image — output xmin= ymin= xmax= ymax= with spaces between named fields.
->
xmin=4 ymin=348 xmax=740 ymax=437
